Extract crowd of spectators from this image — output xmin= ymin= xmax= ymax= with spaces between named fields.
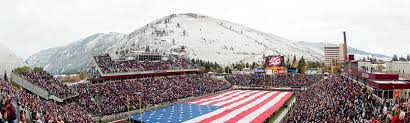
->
xmin=15 ymin=70 xmax=77 ymax=99
xmin=93 ymin=54 xmax=197 ymax=74
xmin=286 ymin=75 xmax=410 ymax=123
xmin=75 ymin=74 xmax=231 ymax=116
xmin=1 ymin=72 xmax=231 ymax=122
xmin=225 ymin=73 xmax=322 ymax=87
xmin=0 ymin=80 xmax=93 ymax=123
xmin=271 ymin=74 xmax=322 ymax=87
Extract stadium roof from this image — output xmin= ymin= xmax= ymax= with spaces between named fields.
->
xmin=368 ymin=80 xmax=410 ymax=90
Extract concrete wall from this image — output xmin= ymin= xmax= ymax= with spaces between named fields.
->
xmin=11 ymin=73 xmax=49 ymax=99
xmin=386 ymin=61 xmax=410 ymax=74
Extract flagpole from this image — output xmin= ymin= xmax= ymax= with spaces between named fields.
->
xmin=139 ymin=96 xmax=142 ymax=123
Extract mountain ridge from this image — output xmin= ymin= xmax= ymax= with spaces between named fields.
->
xmin=25 ymin=13 xmax=389 ymax=74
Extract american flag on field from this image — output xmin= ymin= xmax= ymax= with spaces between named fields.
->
xmin=131 ymin=90 xmax=294 ymax=123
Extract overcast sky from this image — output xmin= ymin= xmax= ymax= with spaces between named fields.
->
xmin=1 ymin=0 xmax=410 ymax=59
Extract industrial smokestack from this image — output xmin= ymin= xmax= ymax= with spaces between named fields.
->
xmin=343 ymin=31 xmax=348 ymax=61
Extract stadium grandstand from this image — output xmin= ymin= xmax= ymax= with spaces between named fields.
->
xmin=225 ymin=73 xmax=323 ymax=88
xmin=89 ymin=53 xmax=200 ymax=82
xmin=11 ymin=68 xmax=79 ymax=102
xmin=2 ymin=52 xmax=410 ymax=122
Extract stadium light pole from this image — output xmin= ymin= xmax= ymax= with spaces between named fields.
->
xmin=127 ymin=96 xmax=131 ymax=123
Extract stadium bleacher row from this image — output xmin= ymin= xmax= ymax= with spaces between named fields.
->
xmin=93 ymin=54 xmax=197 ymax=74
xmin=14 ymin=70 xmax=77 ymax=100
xmin=4 ymin=54 xmax=410 ymax=123
xmin=224 ymin=74 xmax=323 ymax=87
xmin=286 ymin=75 xmax=410 ymax=123
xmin=0 ymin=80 xmax=93 ymax=122
xmin=74 ymin=74 xmax=231 ymax=116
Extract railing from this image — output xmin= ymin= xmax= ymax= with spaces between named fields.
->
xmin=48 ymin=95 xmax=63 ymax=102
xmin=11 ymin=73 xmax=49 ymax=99
xmin=101 ymin=69 xmax=200 ymax=77
xmin=10 ymin=73 xmax=70 ymax=103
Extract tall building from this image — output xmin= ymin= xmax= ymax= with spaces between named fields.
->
xmin=324 ymin=32 xmax=348 ymax=67
xmin=324 ymin=44 xmax=345 ymax=66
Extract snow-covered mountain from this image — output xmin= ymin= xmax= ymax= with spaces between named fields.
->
xmin=0 ymin=42 xmax=27 ymax=77
xmin=297 ymin=41 xmax=391 ymax=60
xmin=26 ymin=33 xmax=125 ymax=74
xmin=27 ymin=13 xmax=327 ymax=74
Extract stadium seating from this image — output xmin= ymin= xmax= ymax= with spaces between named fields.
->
xmin=286 ymin=75 xmax=410 ymax=123
xmin=0 ymin=80 xmax=92 ymax=122
xmin=14 ymin=70 xmax=77 ymax=99
xmin=225 ymin=73 xmax=322 ymax=87
xmin=93 ymin=54 xmax=197 ymax=74
xmin=75 ymin=74 xmax=231 ymax=116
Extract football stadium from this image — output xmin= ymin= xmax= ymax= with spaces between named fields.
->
xmin=3 ymin=49 xmax=410 ymax=123
xmin=1 ymin=2 xmax=410 ymax=123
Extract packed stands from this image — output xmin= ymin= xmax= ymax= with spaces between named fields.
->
xmin=0 ymin=80 xmax=93 ymax=122
xmin=2 ymin=73 xmax=231 ymax=122
xmin=286 ymin=75 xmax=410 ymax=122
xmin=14 ymin=70 xmax=77 ymax=99
xmin=75 ymin=74 xmax=231 ymax=116
xmin=93 ymin=54 xmax=197 ymax=74
xmin=225 ymin=74 xmax=322 ymax=87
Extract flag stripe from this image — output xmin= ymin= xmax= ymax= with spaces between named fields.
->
xmin=210 ymin=90 xmax=260 ymax=106
xmin=219 ymin=91 xmax=263 ymax=107
xmin=230 ymin=92 xmax=290 ymax=123
xmin=198 ymin=90 xmax=252 ymax=105
xmin=141 ymin=90 xmax=294 ymax=123
xmin=196 ymin=91 xmax=276 ymax=123
xmin=207 ymin=92 xmax=282 ymax=123
xmin=189 ymin=90 xmax=238 ymax=104
xmin=182 ymin=91 xmax=269 ymax=123
xmin=189 ymin=90 xmax=237 ymax=103
xmin=249 ymin=92 xmax=294 ymax=123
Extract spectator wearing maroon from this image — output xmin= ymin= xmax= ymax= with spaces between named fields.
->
xmin=4 ymin=99 xmax=16 ymax=123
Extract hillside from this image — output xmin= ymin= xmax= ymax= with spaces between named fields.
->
xmin=26 ymin=13 xmax=325 ymax=74
xmin=26 ymin=33 xmax=125 ymax=74
xmin=0 ymin=42 xmax=27 ymax=77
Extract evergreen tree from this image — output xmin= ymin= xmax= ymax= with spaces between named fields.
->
xmin=407 ymin=54 xmax=410 ymax=61
xmin=3 ymin=71 xmax=8 ymax=82
xmin=392 ymin=54 xmax=399 ymax=61
xmin=251 ymin=62 xmax=257 ymax=69
xmin=399 ymin=56 xmax=406 ymax=61
xmin=297 ymin=56 xmax=306 ymax=73
xmin=224 ymin=66 xmax=230 ymax=73
xmin=145 ymin=45 xmax=150 ymax=52
xmin=292 ymin=55 xmax=297 ymax=67
xmin=285 ymin=56 xmax=290 ymax=67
